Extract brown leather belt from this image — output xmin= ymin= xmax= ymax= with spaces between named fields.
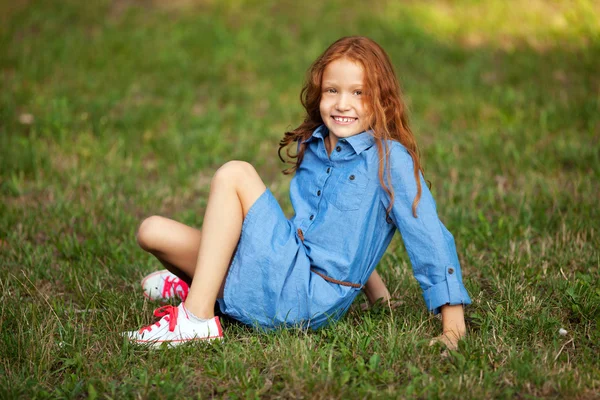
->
xmin=297 ymin=228 xmax=364 ymax=289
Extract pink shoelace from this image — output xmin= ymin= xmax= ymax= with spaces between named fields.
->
xmin=162 ymin=276 xmax=189 ymax=300
xmin=139 ymin=305 xmax=179 ymax=333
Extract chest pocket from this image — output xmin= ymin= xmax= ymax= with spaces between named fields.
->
xmin=328 ymin=170 xmax=370 ymax=211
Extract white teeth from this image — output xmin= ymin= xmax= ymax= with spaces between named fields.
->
xmin=334 ymin=117 xmax=355 ymax=123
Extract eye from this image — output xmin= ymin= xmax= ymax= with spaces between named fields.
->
xmin=326 ymin=88 xmax=337 ymax=94
xmin=353 ymin=90 xmax=363 ymax=96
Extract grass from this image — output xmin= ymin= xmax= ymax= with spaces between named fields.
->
xmin=1 ymin=0 xmax=599 ymax=398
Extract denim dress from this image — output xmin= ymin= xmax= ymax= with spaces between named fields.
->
xmin=216 ymin=125 xmax=471 ymax=330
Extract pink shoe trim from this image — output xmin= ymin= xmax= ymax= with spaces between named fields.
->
xmin=215 ymin=316 xmax=223 ymax=338
xmin=162 ymin=276 xmax=189 ymax=301
xmin=134 ymin=335 xmax=223 ymax=344
xmin=141 ymin=270 xmax=190 ymax=301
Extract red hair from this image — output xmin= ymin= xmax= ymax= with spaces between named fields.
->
xmin=278 ymin=36 xmax=424 ymax=218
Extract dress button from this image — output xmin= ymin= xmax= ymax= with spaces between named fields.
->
xmin=310 ymin=215 xmax=314 ymax=220
xmin=327 ymin=167 xmax=331 ymax=173
xmin=349 ymin=174 xmax=355 ymax=180
xmin=448 ymin=268 xmax=454 ymax=274
xmin=336 ymin=146 xmax=341 ymax=152
xmin=317 ymin=190 xmax=321 ymax=196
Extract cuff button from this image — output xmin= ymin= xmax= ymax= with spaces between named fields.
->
xmin=448 ymin=268 xmax=454 ymax=274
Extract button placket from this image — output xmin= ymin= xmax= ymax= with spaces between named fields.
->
xmin=316 ymin=164 xmax=332 ymax=203
xmin=307 ymin=162 xmax=333 ymax=232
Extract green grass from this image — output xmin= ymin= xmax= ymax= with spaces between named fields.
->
xmin=1 ymin=0 xmax=599 ymax=398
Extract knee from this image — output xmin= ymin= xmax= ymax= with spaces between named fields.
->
xmin=211 ymin=160 xmax=256 ymax=188
xmin=136 ymin=215 xmax=165 ymax=251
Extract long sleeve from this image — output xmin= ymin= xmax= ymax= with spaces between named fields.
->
xmin=381 ymin=143 xmax=471 ymax=314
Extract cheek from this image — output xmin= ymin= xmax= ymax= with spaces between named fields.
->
xmin=319 ymin=99 xmax=330 ymax=116
xmin=356 ymin=102 xmax=367 ymax=117
xmin=358 ymin=103 xmax=372 ymax=127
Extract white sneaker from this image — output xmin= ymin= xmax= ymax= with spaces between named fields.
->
xmin=142 ymin=270 xmax=190 ymax=301
xmin=124 ymin=303 xmax=223 ymax=348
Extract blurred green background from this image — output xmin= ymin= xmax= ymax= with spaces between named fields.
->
xmin=1 ymin=0 xmax=599 ymax=398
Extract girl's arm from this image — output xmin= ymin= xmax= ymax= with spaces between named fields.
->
xmin=364 ymin=270 xmax=391 ymax=305
xmin=383 ymin=143 xmax=472 ymax=347
xmin=430 ymin=304 xmax=467 ymax=350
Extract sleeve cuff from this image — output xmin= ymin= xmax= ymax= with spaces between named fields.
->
xmin=423 ymin=266 xmax=472 ymax=315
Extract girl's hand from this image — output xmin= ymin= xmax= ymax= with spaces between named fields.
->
xmin=429 ymin=330 xmax=464 ymax=351
xmin=364 ymin=270 xmax=391 ymax=305
xmin=360 ymin=298 xmax=403 ymax=311
xmin=430 ymin=304 xmax=467 ymax=350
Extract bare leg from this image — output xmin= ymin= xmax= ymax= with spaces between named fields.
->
xmin=184 ymin=161 xmax=267 ymax=319
xmin=136 ymin=217 xmax=203 ymax=286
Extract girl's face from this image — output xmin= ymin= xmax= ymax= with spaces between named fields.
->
xmin=319 ymin=58 xmax=368 ymax=145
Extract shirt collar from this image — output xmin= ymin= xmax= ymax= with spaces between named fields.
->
xmin=345 ymin=129 xmax=376 ymax=155
xmin=301 ymin=124 xmax=328 ymax=144
xmin=302 ymin=124 xmax=375 ymax=155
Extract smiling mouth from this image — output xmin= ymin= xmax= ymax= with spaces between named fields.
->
xmin=332 ymin=116 xmax=358 ymax=125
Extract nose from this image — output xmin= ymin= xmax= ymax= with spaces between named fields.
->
xmin=336 ymin=93 xmax=351 ymax=111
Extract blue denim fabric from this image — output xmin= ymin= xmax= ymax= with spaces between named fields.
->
xmin=291 ymin=124 xmax=471 ymax=313
xmin=217 ymin=124 xmax=471 ymax=329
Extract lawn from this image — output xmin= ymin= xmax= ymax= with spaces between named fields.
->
xmin=1 ymin=0 xmax=599 ymax=398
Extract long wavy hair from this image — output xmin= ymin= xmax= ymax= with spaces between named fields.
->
xmin=278 ymin=36 xmax=424 ymax=218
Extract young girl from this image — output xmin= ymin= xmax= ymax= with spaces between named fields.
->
xmin=123 ymin=36 xmax=471 ymax=349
